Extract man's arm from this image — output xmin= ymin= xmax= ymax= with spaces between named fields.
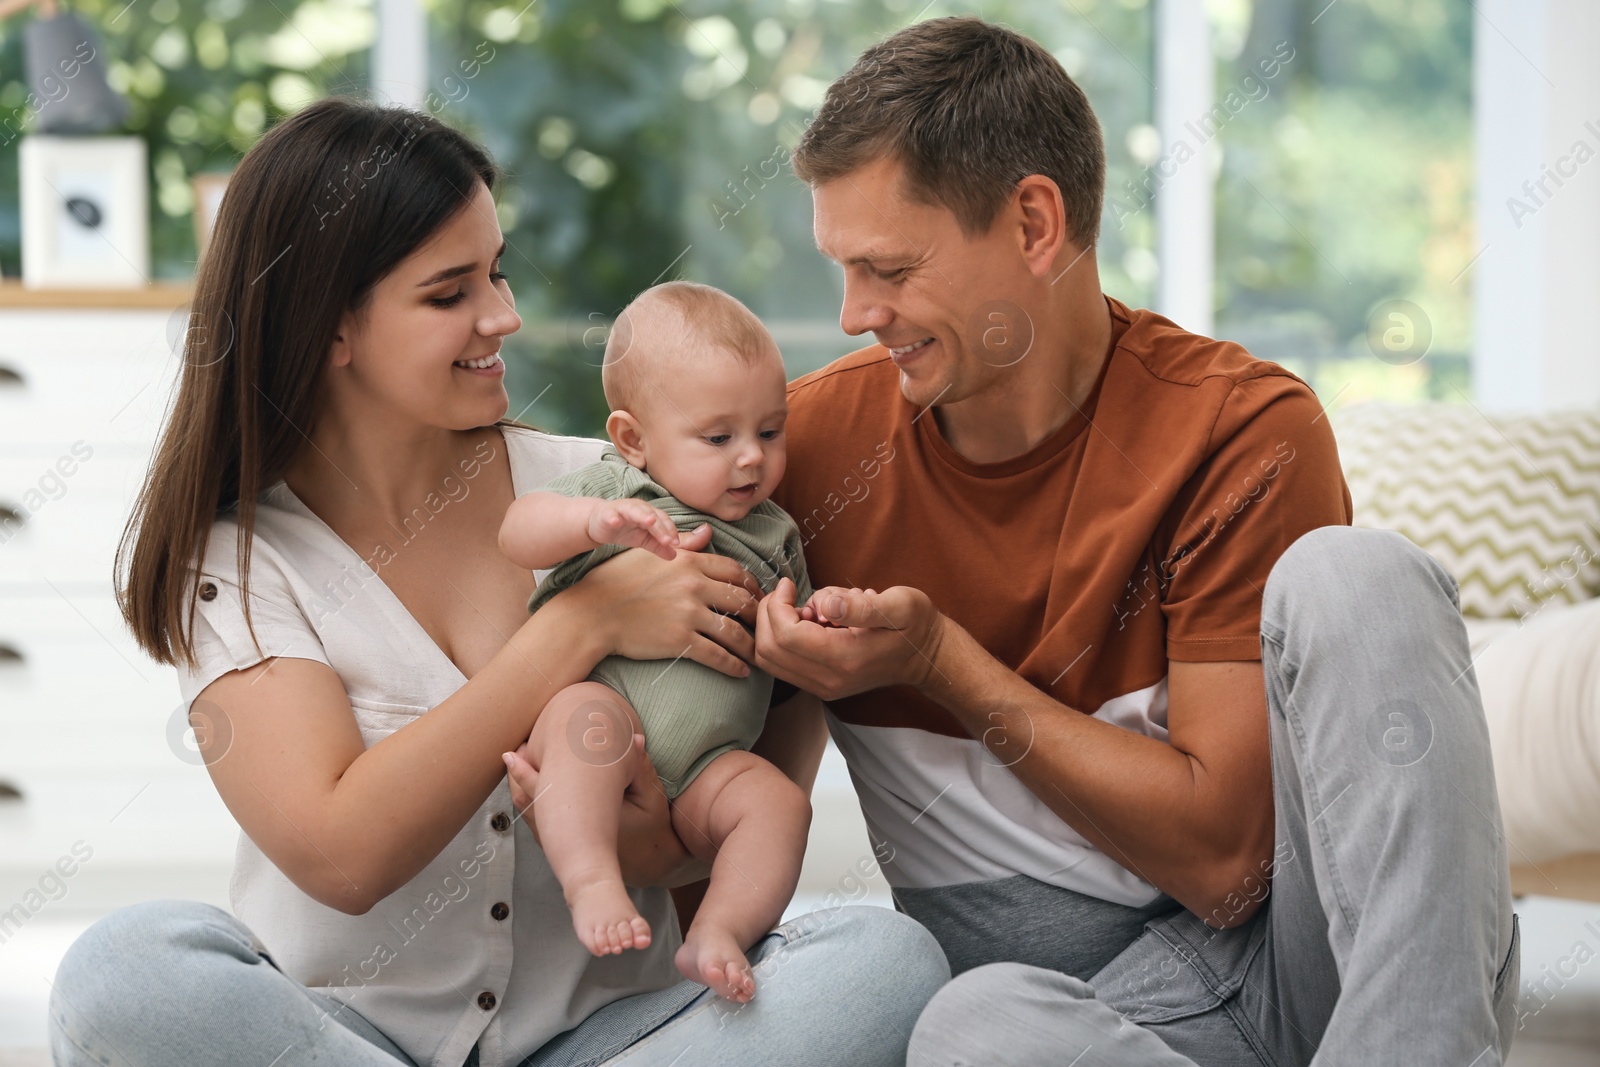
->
xmin=755 ymin=580 xmax=1275 ymax=928
xmin=498 ymin=491 xmax=680 ymax=570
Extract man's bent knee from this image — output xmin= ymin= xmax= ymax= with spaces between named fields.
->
xmin=1265 ymin=525 xmax=1460 ymax=627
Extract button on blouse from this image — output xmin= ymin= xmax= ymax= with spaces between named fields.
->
xmin=174 ymin=426 xmax=684 ymax=1067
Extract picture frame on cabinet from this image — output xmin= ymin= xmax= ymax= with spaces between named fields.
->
xmin=19 ymin=134 xmax=149 ymax=288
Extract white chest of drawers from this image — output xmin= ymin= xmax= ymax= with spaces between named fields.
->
xmin=0 ymin=284 xmax=238 ymax=915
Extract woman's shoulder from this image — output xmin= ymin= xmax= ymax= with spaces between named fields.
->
xmin=499 ymin=423 xmax=610 ymax=489
xmin=187 ymin=489 xmax=327 ymax=596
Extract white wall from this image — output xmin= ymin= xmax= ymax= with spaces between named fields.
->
xmin=1154 ymin=0 xmax=1215 ymax=336
xmin=371 ymin=0 xmax=428 ymax=109
xmin=1474 ymin=0 xmax=1600 ymax=412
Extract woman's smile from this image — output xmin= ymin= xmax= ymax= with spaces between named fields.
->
xmin=453 ymin=351 xmax=505 ymax=375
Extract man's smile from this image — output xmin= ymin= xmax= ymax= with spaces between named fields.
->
xmin=887 ymin=337 xmax=936 ymax=362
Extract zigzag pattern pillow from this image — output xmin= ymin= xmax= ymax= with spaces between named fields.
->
xmin=1329 ymin=403 xmax=1600 ymax=619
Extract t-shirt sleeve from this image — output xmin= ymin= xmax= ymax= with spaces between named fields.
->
xmin=535 ymin=457 xmax=626 ymax=501
xmin=1157 ymin=374 xmax=1353 ymax=662
xmin=175 ymin=524 xmax=333 ymax=712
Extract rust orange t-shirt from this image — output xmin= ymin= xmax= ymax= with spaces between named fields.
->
xmin=768 ymin=295 xmax=1353 ymax=905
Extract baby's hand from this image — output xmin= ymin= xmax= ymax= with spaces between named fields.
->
xmin=801 ymin=586 xmax=876 ymax=627
xmin=587 ymin=499 xmax=680 ymax=561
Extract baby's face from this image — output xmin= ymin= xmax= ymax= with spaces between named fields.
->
xmin=631 ymin=349 xmax=789 ymax=523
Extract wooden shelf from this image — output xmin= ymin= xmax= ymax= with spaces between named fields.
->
xmin=0 ymin=279 xmax=194 ymax=309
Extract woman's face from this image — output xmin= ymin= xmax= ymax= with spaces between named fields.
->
xmin=329 ymin=179 xmax=521 ymax=432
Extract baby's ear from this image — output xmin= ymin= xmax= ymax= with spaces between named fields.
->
xmin=605 ymin=409 xmax=649 ymax=466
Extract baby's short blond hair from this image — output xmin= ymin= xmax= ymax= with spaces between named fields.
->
xmin=602 ymin=281 xmax=780 ymax=417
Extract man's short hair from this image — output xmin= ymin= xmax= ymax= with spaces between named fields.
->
xmin=792 ymin=16 xmax=1106 ymax=248
xmin=603 ymin=280 xmax=778 ymax=415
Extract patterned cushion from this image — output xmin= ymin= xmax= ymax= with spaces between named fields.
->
xmin=1330 ymin=403 xmax=1600 ymax=618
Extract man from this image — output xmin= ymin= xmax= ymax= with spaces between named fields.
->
xmin=754 ymin=16 xmax=1520 ymax=1065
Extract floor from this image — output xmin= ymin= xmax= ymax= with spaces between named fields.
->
xmin=3 ymin=744 xmax=1596 ymax=1062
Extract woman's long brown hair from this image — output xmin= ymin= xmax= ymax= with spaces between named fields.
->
xmin=116 ymin=96 xmax=539 ymax=669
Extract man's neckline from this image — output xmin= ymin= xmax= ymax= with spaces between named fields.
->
xmin=916 ymin=295 xmax=1130 ymax=479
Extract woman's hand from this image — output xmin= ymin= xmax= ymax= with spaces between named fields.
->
xmin=502 ymin=735 xmax=710 ymax=888
xmin=566 ymin=524 xmax=764 ymax=679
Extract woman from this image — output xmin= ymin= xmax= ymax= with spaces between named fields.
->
xmin=51 ymin=96 xmax=947 ymax=1067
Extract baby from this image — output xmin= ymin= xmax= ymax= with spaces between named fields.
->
xmin=499 ymin=280 xmax=824 ymax=1003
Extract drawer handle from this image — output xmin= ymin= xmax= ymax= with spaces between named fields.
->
xmin=0 ymin=781 xmax=21 ymax=802
xmin=0 ymin=643 xmax=22 ymax=665
xmin=0 ymin=364 xmax=21 ymax=387
xmin=0 ymin=505 xmax=23 ymax=537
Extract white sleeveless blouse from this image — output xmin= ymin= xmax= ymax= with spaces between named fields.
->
xmin=175 ymin=425 xmax=684 ymax=1067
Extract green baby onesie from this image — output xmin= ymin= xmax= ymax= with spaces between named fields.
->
xmin=526 ymin=445 xmax=815 ymax=798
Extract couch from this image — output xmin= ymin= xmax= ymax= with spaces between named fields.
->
xmin=1331 ymin=402 xmax=1600 ymax=901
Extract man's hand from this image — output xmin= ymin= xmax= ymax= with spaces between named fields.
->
xmin=754 ymin=577 xmax=947 ymax=701
xmin=585 ymin=499 xmax=681 ymax=561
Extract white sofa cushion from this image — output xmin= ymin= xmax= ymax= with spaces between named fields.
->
xmin=1331 ymin=403 xmax=1600 ymax=618
xmin=1470 ymin=599 xmax=1600 ymax=862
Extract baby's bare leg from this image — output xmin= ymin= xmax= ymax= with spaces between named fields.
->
xmin=669 ymin=751 xmax=811 ymax=1002
xmin=526 ymin=681 xmax=651 ymax=956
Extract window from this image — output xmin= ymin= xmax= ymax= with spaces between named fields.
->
xmin=0 ymin=0 xmax=372 ymax=279
xmin=0 ymin=0 xmax=1471 ymax=433
xmin=1211 ymin=0 xmax=1472 ymax=406
xmin=426 ymin=0 xmax=1155 ymax=435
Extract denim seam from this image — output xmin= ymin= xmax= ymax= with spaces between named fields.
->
xmin=1218 ymin=992 xmax=1281 ymax=1067
xmin=1114 ymin=926 xmax=1221 ymax=1025
xmin=1494 ymin=913 xmax=1520 ymax=997
xmin=574 ymin=998 xmax=710 ymax=1067
xmin=1161 ymin=920 xmax=1280 ymax=1067
xmin=51 ymin=1013 xmax=111 ymax=1067
xmin=1259 ymin=620 xmax=1287 ymax=654
xmin=1279 ymin=676 xmax=1361 ymax=949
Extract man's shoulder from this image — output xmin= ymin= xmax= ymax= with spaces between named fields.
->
xmin=1113 ymin=299 xmax=1310 ymax=398
xmin=1105 ymin=300 xmax=1325 ymax=453
xmin=786 ymin=344 xmax=896 ymax=407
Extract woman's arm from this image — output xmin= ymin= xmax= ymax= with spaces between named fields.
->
xmin=498 ymin=490 xmax=681 ymax=571
xmin=195 ymin=530 xmax=764 ymax=914
xmin=195 ymin=590 xmax=614 ymax=915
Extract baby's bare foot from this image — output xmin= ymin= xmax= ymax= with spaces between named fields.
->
xmin=568 ymin=879 xmax=651 ymax=956
xmin=675 ymin=926 xmax=755 ymax=1002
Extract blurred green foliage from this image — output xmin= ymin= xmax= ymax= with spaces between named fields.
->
xmin=426 ymin=0 xmax=1155 ymax=435
xmin=1212 ymin=0 xmax=1471 ymax=405
xmin=0 ymin=0 xmax=370 ymax=279
xmin=0 ymin=0 xmax=1469 ymax=435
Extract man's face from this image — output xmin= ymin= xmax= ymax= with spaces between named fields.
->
xmin=811 ymin=155 xmax=1039 ymax=411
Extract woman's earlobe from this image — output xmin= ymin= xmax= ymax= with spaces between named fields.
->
xmin=327 ymin=337 xmax=352 ymax=367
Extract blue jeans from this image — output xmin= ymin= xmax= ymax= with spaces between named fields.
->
xmin=48 ymin=901 xmax=947 ymax=1066
xmin=907 ymin=527 xmax=1522 ymax=1066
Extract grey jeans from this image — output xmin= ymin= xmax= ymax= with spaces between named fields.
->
xmin=907 ymin=526 xmax=1522 ymax=1066
xmin=48 ymin=901 xmax=948 ymax=1067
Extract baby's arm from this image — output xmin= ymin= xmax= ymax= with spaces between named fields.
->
xmin=499 ymin=491 xmax=682 ymax=571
